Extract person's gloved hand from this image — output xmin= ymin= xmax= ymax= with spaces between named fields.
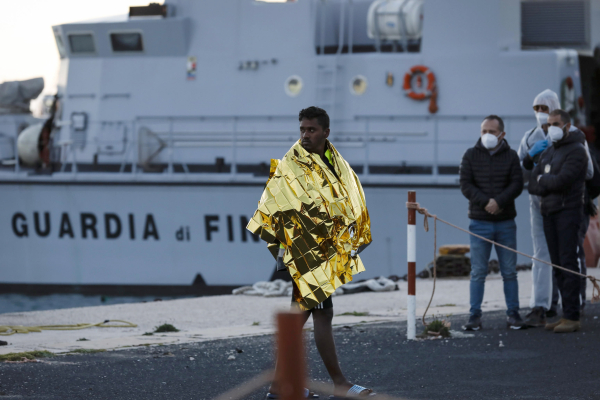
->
xmin=529 ymin=140 xmax=548 ymax=158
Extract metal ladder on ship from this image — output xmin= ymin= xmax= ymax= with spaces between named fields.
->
xmin=315 ymin=60 xmax=340 ymax=116
xmin=315 ymin=0 xmax=354 ymax=118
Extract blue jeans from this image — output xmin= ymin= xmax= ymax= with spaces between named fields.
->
xmin=469 ymin=219 xmax=519 ymax=318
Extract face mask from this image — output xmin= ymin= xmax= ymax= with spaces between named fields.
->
xmin=481 ymin=133 xmax=499 ymax=149
xmin=548 ymin=125 xmax=565 ymax=142
xmin=536 ymin=112 xmax=549 ymax=127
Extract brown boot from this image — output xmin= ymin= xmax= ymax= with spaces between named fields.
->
xmin=554 ymin=319 xmax=580 ymax=333
xmin=545 ymin=319 xmax=566 ymax=331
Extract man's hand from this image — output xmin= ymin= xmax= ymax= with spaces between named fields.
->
xmin=485 ymin=199 xmax=501 ymax=215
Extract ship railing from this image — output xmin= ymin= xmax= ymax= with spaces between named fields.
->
xmin=0 ymin=114 xmax=533 ymax=185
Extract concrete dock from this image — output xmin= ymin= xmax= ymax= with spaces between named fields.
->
xmin=1 ymin=269 xmax=599 ymax=399
xmin=1 ymin=269 xmax=599 ymax=355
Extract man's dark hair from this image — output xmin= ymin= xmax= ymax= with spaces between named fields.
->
xmin=299 ymin=106 xmax=330 ymax=130
xmin=483 ymin=115 xmax=504 ymax=132
xmin=549 ymin=109 xmax=571 ymax=124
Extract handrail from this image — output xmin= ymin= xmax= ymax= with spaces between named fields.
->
xmin=4 ymin=114 xmax=535 ymax=185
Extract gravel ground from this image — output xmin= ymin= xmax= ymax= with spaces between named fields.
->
xmin=1 ymin=303 xmax=599 ymax=400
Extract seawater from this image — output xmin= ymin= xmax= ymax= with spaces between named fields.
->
xmin=0 ymin=294 xmax=193 ymax=314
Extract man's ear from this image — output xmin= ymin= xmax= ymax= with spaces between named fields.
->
xmin=565 ymin=122 xmax=571 ymax=132
xmin=324 ymin=128 xmax=330 ymax=138
xmin=499 ymin=131 xmax=506 ymax=141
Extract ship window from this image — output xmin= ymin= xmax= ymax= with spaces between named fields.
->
xmin=284 ymin=75 xmax=303 ymax=97
xmin=521 ymin=1 xmax=590 ymax=48
xmin=350 ymin=75 xmax=367 ymax=96
xmin=110 ymin=33 xmax=144 ymax=52
xmin=68 ymin=34 xmax=96 ymax=53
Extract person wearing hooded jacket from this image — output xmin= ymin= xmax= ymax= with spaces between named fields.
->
xmin=526 ymin=110 xmax=587 ymax=333
xmin=460 ymin=115 xmax=524 ymax=331
xmin=517 ymin=90 xmax=594 ymax=327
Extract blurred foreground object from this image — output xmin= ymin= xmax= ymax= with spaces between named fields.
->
xmin=275 ymin=312 xmax=306 ymax=400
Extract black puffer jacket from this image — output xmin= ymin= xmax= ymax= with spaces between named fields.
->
xmin=460 ymin=139 xmax=524 ymax=221
xmin=528 ymin=130 xmax=587 ymax=216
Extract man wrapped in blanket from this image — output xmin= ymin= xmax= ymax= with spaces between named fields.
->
xmin=247 ymin=107 xmax=375 ymax=399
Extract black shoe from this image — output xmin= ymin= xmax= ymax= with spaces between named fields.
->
xmin=507 ymin=312 xmax=526 ymax=330
xmin=524 ymin=307 xmax=546 ymax=327
xmin=462 ymin=315 xmax=482 ymax=331
xmin=546 ymin=309 xmax=558 ymax=319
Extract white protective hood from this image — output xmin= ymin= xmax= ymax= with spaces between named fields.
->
xmin=532 ymin=89 xmax=561 ymax=113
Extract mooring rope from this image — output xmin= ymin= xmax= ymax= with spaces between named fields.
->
xmin=406 ymin=201 xmax=600 ymax=326
xmin=0 ymin=320 xmax=137 ymax=336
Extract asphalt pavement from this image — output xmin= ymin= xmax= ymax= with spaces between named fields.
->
xmin=1 ymin=304 xmax=599 ymax=400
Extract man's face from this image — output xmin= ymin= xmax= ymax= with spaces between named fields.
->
xmin=300 ymin=118 xmax=329 ymax=154
xmin=547 ymin=114 xmax=570 ymax=131
xmin=480 ymin=119 xmax=505 ymax=142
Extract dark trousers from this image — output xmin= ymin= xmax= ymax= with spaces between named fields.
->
xmin=543 ymin=207 xmax=583 ymax=321
xmin=551 ymin=212 xmax=589 ymax=313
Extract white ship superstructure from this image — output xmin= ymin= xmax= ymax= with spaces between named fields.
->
xmin=0 ymin=0 xmax=598 ymax=293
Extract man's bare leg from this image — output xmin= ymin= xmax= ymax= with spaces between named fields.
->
xmin=312 ymin=308 xmax=372 ymax=396
xmin=269 ymin=307 xmax=372 ymax=397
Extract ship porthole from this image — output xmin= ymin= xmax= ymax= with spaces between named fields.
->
xmin=285 ymin=75 xmax=303 ymax=97
xmin=350 ymin=75 xmax=368 ymax=96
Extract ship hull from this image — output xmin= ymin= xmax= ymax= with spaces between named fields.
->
xmin=0 ymin=182 xmax=534 ymax=291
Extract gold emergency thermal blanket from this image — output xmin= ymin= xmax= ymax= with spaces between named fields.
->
xmin=247 ymin=140 xmax=371 ymax=310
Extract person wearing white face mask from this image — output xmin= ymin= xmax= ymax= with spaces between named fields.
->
xmin=526 ymin=110 xmax=589 ymax=333
xmin=517 ymin=89 xmax=559 ymax=327
xmin=460 ymin=115 xmax=524 ymax=331
xmin=518 ymin=90 xmax=596 ymax=328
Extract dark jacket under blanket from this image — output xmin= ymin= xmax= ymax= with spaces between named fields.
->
xmin=459 ymin=139 xmax=524 ymax=221
xmin=527 ymin=131 xmax=587 ymax=216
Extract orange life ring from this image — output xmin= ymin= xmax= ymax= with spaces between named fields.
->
xmin=403 ymin=65 xmax=436 ymax=101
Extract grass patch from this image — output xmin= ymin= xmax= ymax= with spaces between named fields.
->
xmin=142 ymin=332 xmax=154 ymax=336
xmin=252 ymin=321 xmax=260 ymax=326
xmin=423 ymin=319 xmax=451 ymax=338
xmin=68 ymin=349 xmax=106 ymax=354
xmin=154 ymin=324 xmax=179 ymax=333
xmin=337 ymin=311 xmax=370 ymax=317
xmin=436 ymin=304 xmax=456 ymax=307
xmin=0 ymin=351 xmax=54 ymax=362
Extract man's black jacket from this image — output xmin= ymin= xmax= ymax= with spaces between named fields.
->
xmin=527 ymin=131 xmax=587 ymax=216
xmin=459 ymin=139 xmax=523 ymax=221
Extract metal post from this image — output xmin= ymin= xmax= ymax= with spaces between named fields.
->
xmin=433 ymin=117 xmax=439 ymax=180
xmin=407 ymin=190 xmax=417 ymax=340
xmin=231 ymin=117 xmax=237 ymax=177
xmin=374 ymin=1 xmax=383 ymax=52
xmin=363 ymin=118 xmax=370 ymax=177
xmin=13 ymin=133 xmax=19 ymax=174
xmin=132 ymin=120 xmax=138 ymax=176
xmin=348 ymin=0 xmax=354 ymax=54
xmin=168 ymin=118 xmax=174 ymax=175
xmin=319 ymin=0 xmax=326 ymax=55
xmin=276 ymin=312 xmax=306 ymax=400
xmin=336 ymin=0 xmax=345 ymax=55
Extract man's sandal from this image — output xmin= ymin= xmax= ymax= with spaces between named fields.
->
xmin=329 ymin=385 xmax=376 ymax=399
xmin=266 ymin=388 xmax=319 ymax=399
